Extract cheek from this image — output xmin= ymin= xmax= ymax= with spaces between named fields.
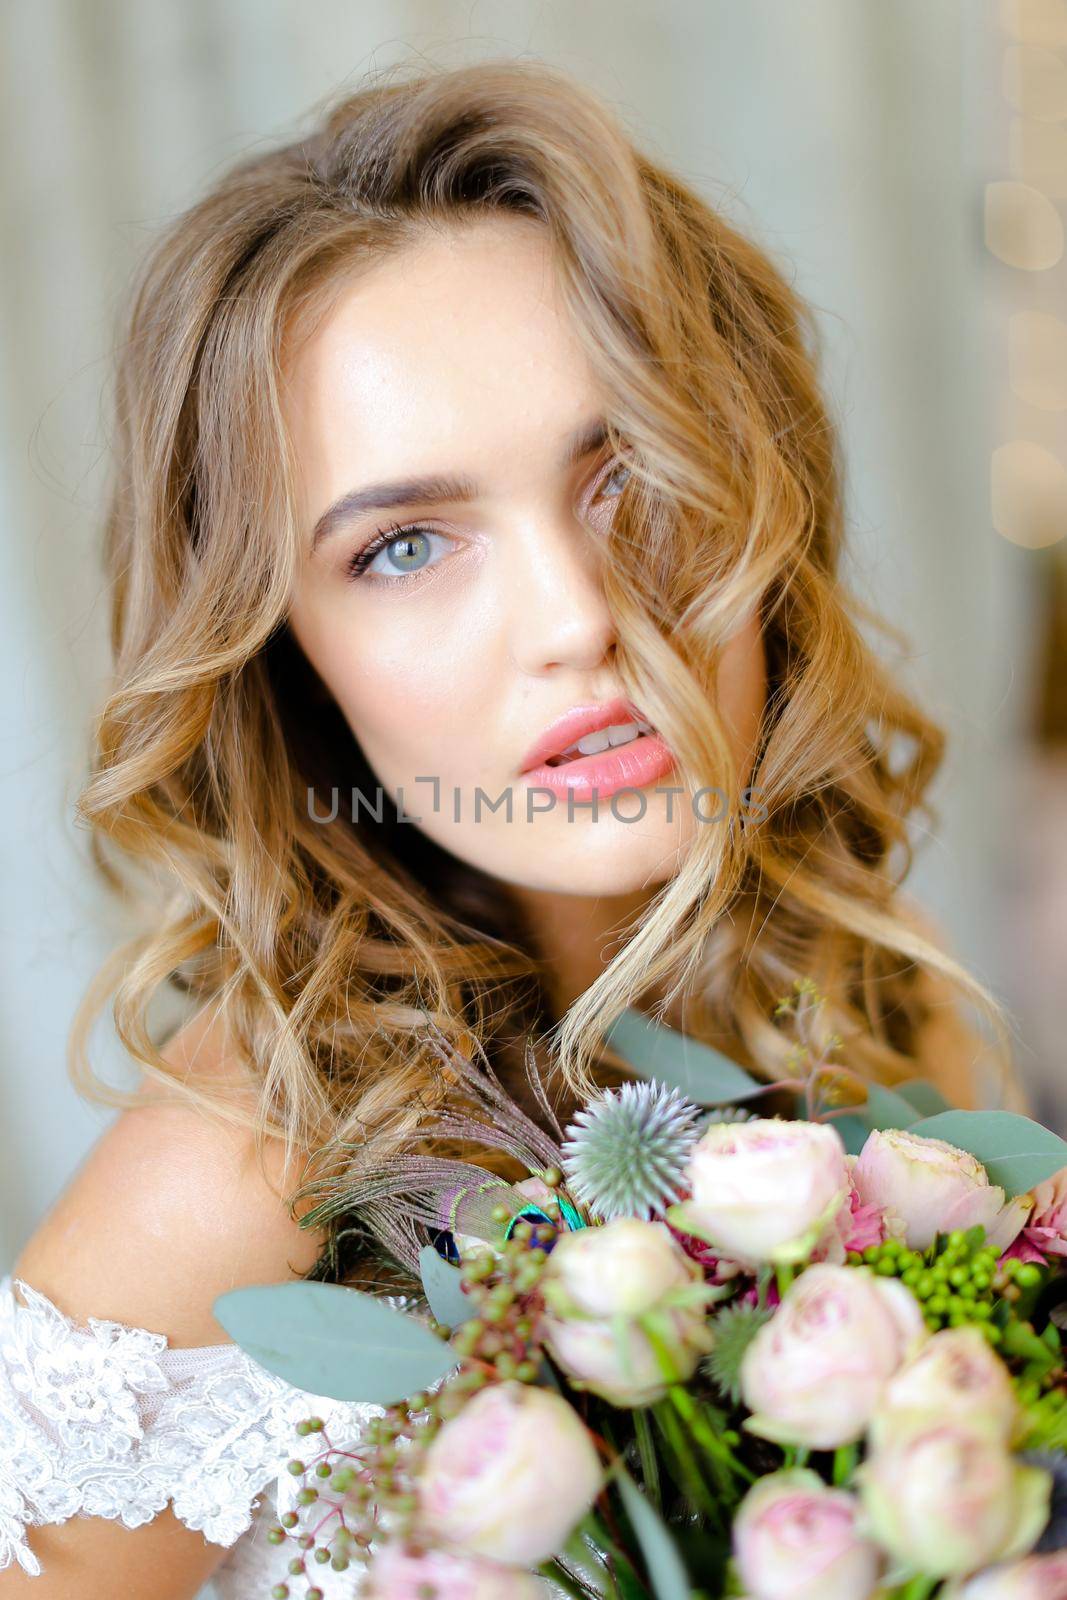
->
xmin=290 ymin=598 xmax=492 ymax=780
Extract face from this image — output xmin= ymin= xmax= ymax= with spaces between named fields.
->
xmin=283 ymin=216 xmax=766 ymax=902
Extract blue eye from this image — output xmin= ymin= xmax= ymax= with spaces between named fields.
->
xmin=374 ymin=529 xmax=432 ymax=574
xmin=597 ymin=460 xmax=632 ymax=499
xmin=346 ymin=526 xmax=450 ymax=584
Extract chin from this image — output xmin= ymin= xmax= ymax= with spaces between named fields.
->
xmin=467 ymin=818 xmax=693 ymax=897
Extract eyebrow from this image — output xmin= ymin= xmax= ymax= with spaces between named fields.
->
xmin=309 ymin=415 xmax=611 ymax=554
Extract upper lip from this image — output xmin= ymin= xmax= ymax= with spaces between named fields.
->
xmin=520 ymin=696 xmax=652 ymax=773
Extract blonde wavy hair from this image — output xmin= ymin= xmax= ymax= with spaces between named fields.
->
xmin=71 ymin=58 xmax=1014 ymax=1248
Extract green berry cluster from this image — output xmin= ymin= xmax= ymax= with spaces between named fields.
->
xmin=261 ymin=1410 xmax=379 ymax=1597
xmin=448 ymin=1209 xmax=556 ymax=1382
xmin=262 ymin=1391 xmax=436 ymax=1595
xmin=846 ymin=1229 xmax=1008 ymax=1341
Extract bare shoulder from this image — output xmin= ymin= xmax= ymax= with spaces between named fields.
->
xmin=12 ymin=1003 xmax=325 ymax=1348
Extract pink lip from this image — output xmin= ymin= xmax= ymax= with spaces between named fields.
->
xmin=522 ymin=732 xmax=677 ymax=803
xmin=520 ymin=696 xmax=648 ymax=773
xmin=518 ymin=695 xmax=677 ymax=802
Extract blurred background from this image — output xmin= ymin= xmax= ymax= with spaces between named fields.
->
xmin=2 ymin=0 xmax=1065 ymax=1281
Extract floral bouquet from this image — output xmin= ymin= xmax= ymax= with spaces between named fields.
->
xmin=215 ymin=983 xmax=1067 ymax=1600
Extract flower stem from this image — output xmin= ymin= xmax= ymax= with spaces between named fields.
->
xmin=633 ymin=1408 xmax=661 ymax=1510
xmin=832 ymin=1443 xmax=858 ymax=1485
xmin=668 ymin=1382 xmax=755 ymax=1487
xmin=651 ymin=1400 xmax=724 ymax=1525
xmin=640 ymin=1318 xmax=754 ymax=1490
xmin=775 ymin=1262 xmax=796 ymax=1299
xmin=897 ymin=1578 xmax=938 ymax=1600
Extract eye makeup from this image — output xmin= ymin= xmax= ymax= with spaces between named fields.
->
xmin=341 ymin=454 xmax=633 ymax=589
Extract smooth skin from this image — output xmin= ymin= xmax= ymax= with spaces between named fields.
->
xmin=5 ymin=1005 xmax=323 ymax=1596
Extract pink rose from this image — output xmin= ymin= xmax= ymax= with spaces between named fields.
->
xmin=362 ymin=1545 xmax=552 ymax=1598
xmin=947 ymin=1551 xmax=1067 ymax=1598
xmin=1003 ymin=1166 xmax=1067 ymax=1265
xmin=836 ymin=1178 xmax=887 ymax=1255
xmin=733 ymin=1469 xmax=882 ymax=1600
xmin=870 ymin=1326 xmax=1019 ymax=1447
xmin=668 ymin=1119 xmax=850 ymax=1267
xmin=417 ymin=1381 xmax=601 ymax=1566
xmin=852 ymin=1129 xmax=1031 ymax=1254
xmin=541 ymin=1218 xmax=714 ymax=1407
xmin=857 ymin=1416 xmax=1051 ymax=1578
xmin=740 ymin=1264 xmax=927 ymax=1449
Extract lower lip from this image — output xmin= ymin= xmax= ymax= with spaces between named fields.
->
xmin=520 ymin=733 xmax=678 ymax=803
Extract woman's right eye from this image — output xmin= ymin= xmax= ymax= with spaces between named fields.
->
xmin=346 ymin=526 xmax=454 ymax=585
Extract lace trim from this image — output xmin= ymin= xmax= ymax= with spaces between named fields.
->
xmin=0 ymin=1273 xmax=381 ymax=1576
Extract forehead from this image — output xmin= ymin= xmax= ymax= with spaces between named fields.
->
xmin=281 ymin=217 xmax=603 ymax=498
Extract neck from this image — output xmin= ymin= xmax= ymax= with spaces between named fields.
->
xmin=503 ymin=881 xmax=676 ymax=1025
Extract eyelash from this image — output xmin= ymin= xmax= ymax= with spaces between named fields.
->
xmin=343 ymin=455 xmax=633 ymax=587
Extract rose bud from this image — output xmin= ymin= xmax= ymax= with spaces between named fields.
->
xmin=870 ymin=1326 xmax=1019 ymax=1447
xmin=362 ymin=1545 xmax=554 ymax=1599
xmin=733 ymin=1469 xmax=882 ymax=1600
xmin=417 ymin=1380 xmax=602 ymax=1566
xmin=667 ymin=1118 xmax=850 ymax=1268
xmin=1004 ymin=1166 xmax=1067 ymax=1266
xmin=740 ymin=1263 xmax=927 ymax=1449
xmin=857 ymin=1416 xmax=1051 ymax=1579
xmin=541 ymin=1217 xmax=714 ymax=1407
xmin=946 ymin=1551 xmax=1067 ymax=1598
xmin=852 ymin=1129 xmax=1031 ymax=1254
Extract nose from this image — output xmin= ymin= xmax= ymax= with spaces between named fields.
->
xmin=505 ymin=509 xmax=617 ymax=677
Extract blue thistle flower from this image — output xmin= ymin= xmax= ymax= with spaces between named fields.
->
xmin=700 ymin=1106 xmax=756 ymax=1128
xmin=561 ymin=1081 xmax=703 ymax=1221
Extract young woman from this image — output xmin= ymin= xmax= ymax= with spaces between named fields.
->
xmin=0 ymin=57 xmax=1010 ymax=1599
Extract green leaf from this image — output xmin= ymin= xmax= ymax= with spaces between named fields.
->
xmin=418 ymin=1245 xmax=471 ymax=1328
xmin=896 ymin=1079 xmax=952 ymax=1118
xmin=905 ymin=1110 xmax=1067 ymax=1196
xmin=605 ymin=1007 xmax=763 ymax=1104
xmin=829 ymin=1113 xmax=872 ymax=1156
xmin=1020 ymin=1398 xmax=1067 ymax=1452
xmin=213 ymin=1281 xmax=458 ymax=1403
xmin=615 ymin=1465 xmax=692 ymax=1600
xmin=860 ymin=1084 xmax=921 ymax=1131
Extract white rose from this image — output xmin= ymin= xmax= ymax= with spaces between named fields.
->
xmin=668 ymin=1119 xmax=850 ymax=1267
xmin=858 ymin=1416 xmax=1051 ymax=1579
xmin=417 ymin=1381 xmax=601 ymax=1565
xmin=734 ymin=1469 xmax=882 ymax=1600
xmin=363 ymin=1545 xmax=553 ymax=1599
xmin=740 ymin=1263 xmax=927 ymax=1449
xmin=852 ymin=1129 xmax=1030 ymax=1254
xmin=541 ymin=1218 xmax=713 ymax=1407
xmin=869 ymin=1326 xmax=1019 ymax=1447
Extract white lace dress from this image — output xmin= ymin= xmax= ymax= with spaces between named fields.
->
xmin=0 ymin=1273 xmax=382 ymax=1598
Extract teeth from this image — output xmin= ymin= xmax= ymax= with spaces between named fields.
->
xmin=554 ymin=719 xmax=654 ymax=764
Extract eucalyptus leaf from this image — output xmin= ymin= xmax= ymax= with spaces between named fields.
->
xmin=605 ymin=1007 xmax=763 ymax=1104
xmin=213 ymin=1281 xmax=458 ymax=1403
xmin=828 ymin=1113 xmax=871 ymax=1157
xmin=615 ymin=1465 xmax=692 ymax=1600
xmin=896 ymin=1079 xmax=952 ymax=1118
xmin=860 ymin=1084 xmax=921 ymax=1131
xmin=905 ymin=1110 xmax=1067 ymax=1196
xmin=418 ymin=1245 xmax=471 ymax=1329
